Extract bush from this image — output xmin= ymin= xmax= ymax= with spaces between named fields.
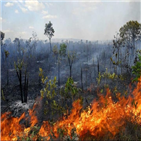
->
xmin=132 ymin=55 xmax=141 ymax=82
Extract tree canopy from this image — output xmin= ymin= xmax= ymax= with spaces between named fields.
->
xmin=119 ymin=21 xmax=141 ymax=47
xmin=0 ymin=31 xmax=5 ymax=45
xmin=112 ymin=21 xmax=141 ymax=70
xmin=59 ymin=43 xmax=67 ymax=57
xmin=44 ymin=21 xmax=55 ymax=40
xmin=44 ymin=21 xmax=55 ymax=52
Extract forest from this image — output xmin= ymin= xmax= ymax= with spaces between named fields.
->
xmin=1 ymin=20 xmax=141 ymax=140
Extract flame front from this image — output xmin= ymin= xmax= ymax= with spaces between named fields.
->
xmin=39 ymin=79 xmax=141 ymax=140
xmin=1 ymin=101 xmax=38 ymax=141
xmin=1 ymin=79 xmax=141 ymax=140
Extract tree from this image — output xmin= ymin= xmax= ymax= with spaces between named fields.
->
xmin=112 ymin=21 xmax=141 ymax=73
xmin=14 ymin=60 xmax=28 ymax=103
xmin=132 ymin=54 xmax=141 ymax=82
xmin=119 ymin=21 xmax=141 ymax=46
xmin=25 ymin=31 xmax=38 ymax=63
xmin=119 ymin=21 xmax=141 ymax=66
xmin=14 ymin=38 xmax=22 ymax=59
xmin=5 ymin=50 xmax=9 ymax=85
xmin=53 ymin=43 xmax=67 ymax=87
xmin=53 ymin=45 xmax=60 ymax=87
xmin=1 ymin=31 xmax=5 ymax=63
xmin=59 ymin=43 xmax=67 ymax=57
xmin=67 ymin=50 xmax=76 ymax=78
xmin=31 ymin=31 xmax=38 ymax=56
xmin=44 ymin=21 xmax=55 ymax=52
xmin=60 ymin=41 xmax=77 ymax=80
xmin=0 ymin=31 xmax=5 ymax=43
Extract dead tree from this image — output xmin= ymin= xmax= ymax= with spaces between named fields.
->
xmin=14 ymin=60 xmax=28 ymax=103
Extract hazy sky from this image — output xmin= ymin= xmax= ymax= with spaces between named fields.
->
xmin=0 ymin=0 xmax=140 ymax=41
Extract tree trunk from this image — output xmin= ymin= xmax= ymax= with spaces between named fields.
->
xmin=24 ymin=71 xmax=28 ymax=103
xmin=117 ymin=48 xmax=119 ymax=74
xmin=81 ymin=67 xmax=83 ymax=91
xmin=1 ymin=49 xmax=5 ymax=67
xmin=6 ymin=58 xmax=9 ymax=85
xmin=39 ymin=75 xmax=41 ymax=86
xmin=19 ymin=70 xmax=23 ymax=103
xmin=132 ymin=38 xmax=135 ymax=66
xmin=86 ymin=70 xmax=88 ymax=90
xmin=70 ymin=65 xmax=72 ymax=78
xmin=87 ymin=45 xmax=88 ymax=62
xmin=7 ymin=69 xmax=9 ymax=86
xmin=97 ymin=59 xmax=99 ymax=75
xmin=93 ymin=59 xmax=95 ymax=83
xmin=58 ymin=62 xmax=60 ymax=87
xmin=110 ymin=58 xmax=112 ymax=73
xmin=0 ymin=46 xmax=2 ymax=67
xmin=49 ymin=39 xmax=52 ymax=53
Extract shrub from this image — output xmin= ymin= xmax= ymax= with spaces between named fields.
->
xmin=132 ymin=55 xmax=141 ymax=82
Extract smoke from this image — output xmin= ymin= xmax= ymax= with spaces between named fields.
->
xmin=125 ymin=2 xmax=140 ymax=22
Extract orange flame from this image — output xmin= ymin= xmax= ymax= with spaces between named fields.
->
xmin=39 ymin=79 xmax=141 ymax=140
xmin=1 ymin=79 xmax=141 ymax=140
xmin=1 ymin=98 xmax=40 ymax=141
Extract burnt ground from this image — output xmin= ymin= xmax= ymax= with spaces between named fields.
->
xmin=1 ymin=49 xmax=134 ymax=128
xmin=1 ymin=65 xmax=133 ymax=127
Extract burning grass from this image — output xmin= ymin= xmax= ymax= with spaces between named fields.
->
xmin=1 ymin=78 xmax=141 ymax=141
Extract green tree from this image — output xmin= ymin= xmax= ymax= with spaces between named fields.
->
xmin=53 ymin=45 xmax=59 ymax=62
xmin=0 ymin=31 xmax=5 ymax=43
xmin=39 ymin=68 xmax=57 ymax=119
xmin=64 ymin=77 xmax=81 ymax=101
xmin=112 ymin=21 xmax=141 ymax=73
xmin=14 ymin=60 xmax=28 ymax=103
xmin=132 ymin=54 xmax=141 ymax=82
xmin=5 ymin=50 xmax=9 ymax=85
xmin=119 ymin=21 xmax=141 ymax=66
xmin=14 ymin=38 xmax=22 ymax=59
xmin=119 ymin=21 xmax=141 ymax=47
xmin=58 ymin=44 xmax=76 ymax=79
xmin=59 ymin=43 xmax=67 ymax=57
xmin=1 ymin=31 xmax=5 ymax=63
xmin=44 ymin=21 xmax=55 ymax=52
xmin=53 ymin=43 xmax=67 ymax=87
xmin=67 ymin=51 xmax=76 ymax=78
xmin=53 ymin=45 xmax=60 ymax=87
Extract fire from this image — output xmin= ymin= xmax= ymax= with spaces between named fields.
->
xmin=1 ymin=79 xmax=141 ymax=140
xmin=39 ymin=79 xmax=141 ymax=140
xmin=1 ymin=99 xmax=39 ymax=141
xmin=1 ymin=112 xmax=25 ymax=141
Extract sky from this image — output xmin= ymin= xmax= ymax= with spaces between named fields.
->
xmin=0 ymin=0 xmax=140 ymax=41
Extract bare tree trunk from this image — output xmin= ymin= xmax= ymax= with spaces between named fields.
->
xmin=116 ymin=48 xmax=119 ymax=74
xmin=81 ymin=67 xmax=83 ymax=91
xmin=110 ymin=58 xmax=111 ymax=73
xmin=70 ymin=65 xmax=72 ymax=78
xmin=103 ymin=51 xmax=106 ymax=69
xmin=93 ymin=59 xmax=95 ymax=83
xmin=97 ymin=59 xmax=99 ymax=75
xmin=0 ymin=46 xmax=2 ymax=66
xmin=6 ymin=58 xmax=9 ymax=86
xmin=86 ymin=70 xmax=88 ymax=90
xmin=132 ymin=38 xmax=135 ymax=66
xmin=87 ymin=45 xmax=88 ymax=62
xmin=49 ymin=39 xmax=52 ymax=53
xmin=19 ymin=70 xmax=23 ymax=103
xmin=1 ymin=50 xmax=5 ymax=67
xmin=39 ymin=76 xmax=41 ymax=86
xmin=58 ymin=62 xmax=60 ymax=87
xmin=120 ymin=49 xmax=122 ymax=75
xmin=7 ymin=69 xmax=9 ymax=86
xmin=24 ymin=70 xmax=28 ymax=103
